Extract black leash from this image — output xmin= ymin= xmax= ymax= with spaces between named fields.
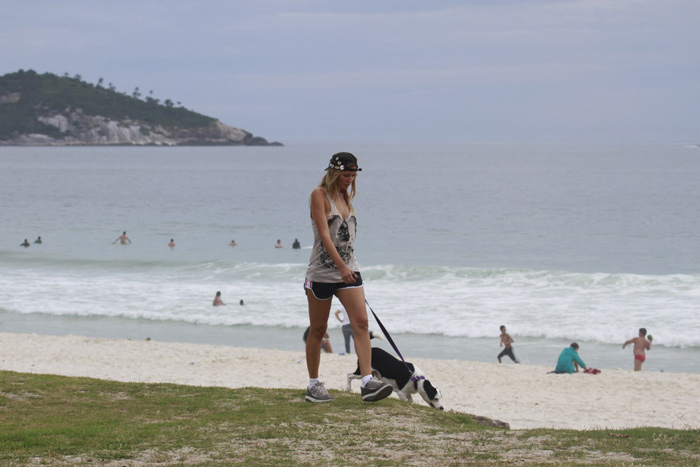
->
xmin=365 ymin=299 xmax=421 ymax=384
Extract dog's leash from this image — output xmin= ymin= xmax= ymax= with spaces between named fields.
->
xmin=365 ymin=299 xmax=425 ymax=389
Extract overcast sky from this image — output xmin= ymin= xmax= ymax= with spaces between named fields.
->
xmin=1 ymin=0 xmax=697 ymax=144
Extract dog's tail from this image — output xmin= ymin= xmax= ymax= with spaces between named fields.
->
xmin=369 ymin=331 xmax=384 ymax=340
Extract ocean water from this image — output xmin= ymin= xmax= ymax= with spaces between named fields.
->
xmin=1 ymin=143 xmax=699 ymax=373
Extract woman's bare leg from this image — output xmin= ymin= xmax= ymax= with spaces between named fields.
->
xmin=336 ymin=287 xmax=372 ymax=378
xmin=306 ymin=289 xmax=332 ymax=379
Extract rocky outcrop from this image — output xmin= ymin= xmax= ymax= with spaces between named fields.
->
xmin=2 ymin=108 xmax=281 ymax=146
xmin=0 ymin=92 xmax=20 ymax=105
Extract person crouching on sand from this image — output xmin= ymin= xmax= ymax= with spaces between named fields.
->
xmin=623 ymin=328 xmax=652 ymax=371
xmin=554 ymin=343 xmax=587 ymax=374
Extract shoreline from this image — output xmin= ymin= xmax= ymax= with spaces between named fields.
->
xmin=1 ymin=332 xmax=699 ymax=430
xmin=1 ymin=311 xmax=697 ymax=374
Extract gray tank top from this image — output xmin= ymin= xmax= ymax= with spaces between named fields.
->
xmin=305 ymin=191 xmax=359 ymax=282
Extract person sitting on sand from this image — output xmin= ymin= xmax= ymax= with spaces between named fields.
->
xmin=554 ymin=343 xmax=587 ymax=374
xmin=112 ymin=231 xmax=132 ymax=244
xmin=497 ymin=325 xmax=520 ymax=364
xmin=302 ymin=327 xmax=333 ymax=354
xmin=623 ymin=328 xmax=652 ymax=371
xmin=321 ymin=332 xmax=333 ymax=353
xmin=213 ymin=291 xmax=225 ymax=306
xmin=20 ymin=239 xmax=30 ymax=248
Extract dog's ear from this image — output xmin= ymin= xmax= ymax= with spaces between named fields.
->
xmin=423 ymin=380 xmax=438 ymax=400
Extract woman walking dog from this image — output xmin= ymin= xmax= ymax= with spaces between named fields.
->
xmin=303 ymin=152 xmax=392 ymax=403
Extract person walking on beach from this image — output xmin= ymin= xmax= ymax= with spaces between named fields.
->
xmin=623 ymin=328 xmax=653 ymax=371
xmin=303 ymin=152 xmax=392 ymax=403
xmin=213 ymin=291 xmax=225 ymax=306
xmin=497 ymin=325 xmax=520 ymax=364
xmin=112 ymin=231 xmax=131 ymax=244
xmin=554 ymin=343 xmax=587 ymax=374
xmin=335 ymin=304 xmax=354 ymax=354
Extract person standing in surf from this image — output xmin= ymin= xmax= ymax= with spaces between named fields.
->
xmin=303 ymin=152 xmax=392 ymax=403
xmin=112 ymin=231 xmax=131 ymax=245
xmin=212 ymin=291 xmax=225 ymax=306
xmin=623 ymin=328 xmax=652 ymax=371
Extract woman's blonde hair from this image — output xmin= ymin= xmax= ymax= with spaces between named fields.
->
xmin=318 ymin=168 xmax=357 ymax=214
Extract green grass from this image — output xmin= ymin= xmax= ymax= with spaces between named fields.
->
xmin=1 ymin=371 xmax=699 ymax=466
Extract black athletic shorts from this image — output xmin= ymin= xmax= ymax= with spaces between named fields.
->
xmin=304 ymin=273 xmax=363 ymax=300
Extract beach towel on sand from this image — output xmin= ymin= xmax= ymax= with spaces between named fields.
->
xmin=584 ymin=367 xmax=601 ymax=375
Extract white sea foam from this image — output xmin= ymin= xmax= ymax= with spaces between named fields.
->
xmin=2 ymin=258 xmax=698 ymax=348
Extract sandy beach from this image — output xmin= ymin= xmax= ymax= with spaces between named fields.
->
xmin=1 ymin=332 xmax=698 ymax=431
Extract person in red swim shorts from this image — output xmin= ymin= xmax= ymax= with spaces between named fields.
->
xmin=623 ymin=328 xmax=653 ymax=371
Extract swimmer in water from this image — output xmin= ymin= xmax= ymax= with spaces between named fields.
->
xmin=112 ymin=231 xmax=132 ymax=245
xmin=213 ymin=291 xmax=225 ymax=306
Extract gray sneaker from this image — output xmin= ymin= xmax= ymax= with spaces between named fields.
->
xmin=305 ymin=381 xmax=333 ymax=403
xmin=361 ymin=378 xmax=393 ymax=402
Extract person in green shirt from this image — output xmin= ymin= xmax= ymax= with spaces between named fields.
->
xmin=554 ymin=343 xmax=586 ymax=374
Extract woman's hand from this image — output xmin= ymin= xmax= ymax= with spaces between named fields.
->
xmin=339 ymin=264 xmax=357 ymax=284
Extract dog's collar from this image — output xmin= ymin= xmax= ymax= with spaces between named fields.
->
xmin=411 ymin=375 xmax=425 ymax=390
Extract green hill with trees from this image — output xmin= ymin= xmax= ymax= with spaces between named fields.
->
xmin=0 ymin=69 xmax=279 ymax=146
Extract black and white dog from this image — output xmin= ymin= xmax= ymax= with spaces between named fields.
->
xmin=347 ymin=347 xmax=444 ymax=410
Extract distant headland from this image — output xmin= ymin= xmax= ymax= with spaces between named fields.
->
xmin=0 ymin=70 xmax=282 ymax=146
